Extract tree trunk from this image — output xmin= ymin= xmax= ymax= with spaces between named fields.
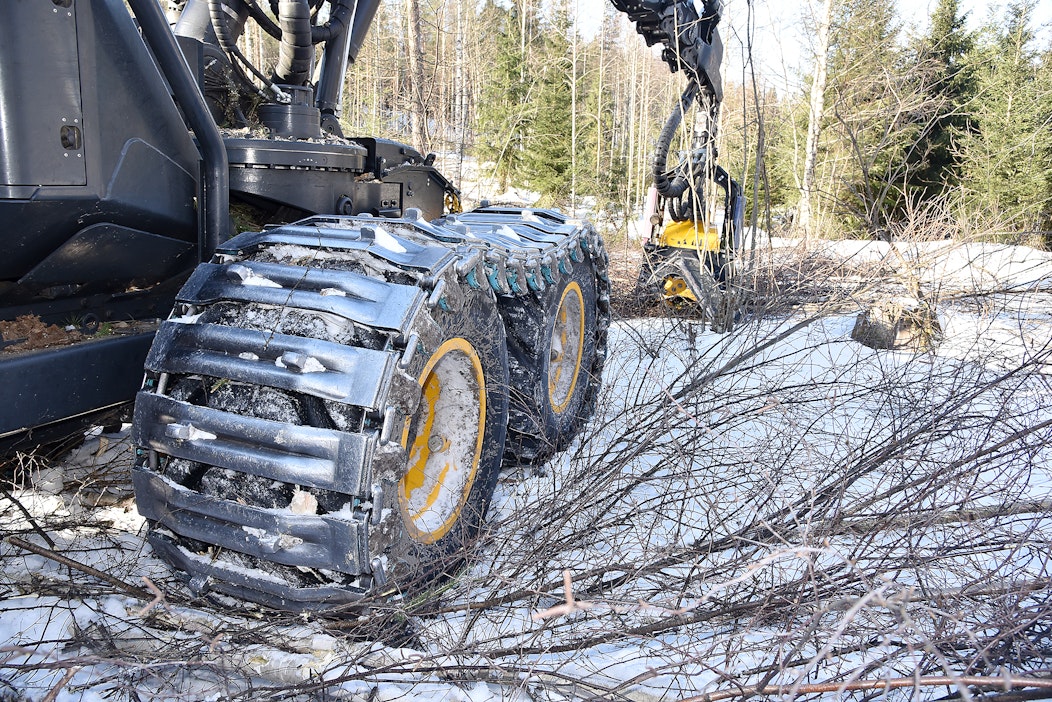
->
xmin=797 ymin=0 xmax=834 ymax=241
xmin=406 ymin=0 xmax=428 ymax=154
xmin=454 ymin=0 xmax=467 ymax=183
xmin=570 ymin=0 xmax=579 ymax=209
xmin=595 ymin=14 xmax=605 ymax=182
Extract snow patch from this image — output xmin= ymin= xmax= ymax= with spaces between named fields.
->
xmin=267 ymin=243 xmax=336 ymax=262
xmin=240 ymin=271 xmax=283 ymax=288
xmin=289 ymin=489 xmax=318 ymax=515
xmin=372 ymin=225 xmax=407 ymax=254
xmin=168 ymin=311 xmax=203 ymax=324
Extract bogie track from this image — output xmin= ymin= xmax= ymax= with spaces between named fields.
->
xmin=133 ymin=207 xmax=609 ymax=609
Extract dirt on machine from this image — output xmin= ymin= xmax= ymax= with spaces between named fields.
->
xmin=1 ymin=0 xmax=739 ymax=608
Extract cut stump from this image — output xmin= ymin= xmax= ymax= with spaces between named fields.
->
xmin=851 ymin=297 xmax=941 ymax=352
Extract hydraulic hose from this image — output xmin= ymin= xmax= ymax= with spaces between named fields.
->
xmin=266 ymin=0 xmax=356 ymax=44
xmin=244 ymin=0 xmax=282 ymax=39
xmin=207 ymin=0 xmax=242 ymax=55
xmin=311 ymin=0 xmax=354 ymax=44
xmin=208 ymin=0 xmax=277 ymax=93
xmin=315 ymin=0 xmax=355 ymax=118
xmin=275 ymin=0 xmax=313 ymax=85
xmin=652 ymin=81 xmax=699 ymax=199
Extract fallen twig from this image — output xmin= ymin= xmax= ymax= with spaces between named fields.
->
xmin=0 ymin=482 xmax=57 ymax=548
xmin=5 ymin=535 xmax=151 ymax=600
xmin=532 ymin=570 xmax=594 ymax=620
xmin=40 ymin=665 xmax=79 ymax=702
xmin=678 ymin=675 xmax=1052 ymax=702
xmin=136 ymin=576 xmax=170 ymax=617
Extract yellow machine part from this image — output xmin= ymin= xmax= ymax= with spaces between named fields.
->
xmin=651 ymin=219 xmax=720 ymax=301
xmin=655 ymin=219 xmax=721 ymax=251
xmin=662 ymin=276 xmax=695 ymax=300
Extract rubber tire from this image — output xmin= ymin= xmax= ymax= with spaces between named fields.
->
xmin=502 ymin=254 xmax=599 ymax=463
xmin=369 ymin=284 xmax=509 ymax=594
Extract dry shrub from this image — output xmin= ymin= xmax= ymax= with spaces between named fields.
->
xmin=1 ymin=235 xmax=1051 ymax=701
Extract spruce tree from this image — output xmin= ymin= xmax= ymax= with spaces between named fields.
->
xmin=907 ymin=0 xmax=974 ymax=196
xmin=474 ymin=0 xmax=538 ymax=191
xmin=823 ymin=0 xmax=910 ymax=235
xmin=521 ymin=5 xmax=575 ymax=202
xmin=956 ymin=1 xmax=1052 ymax=234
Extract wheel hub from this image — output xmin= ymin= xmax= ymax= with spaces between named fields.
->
xmin=548 ymin=282 xmax=586 ymax=414
xmin=400 ymin=338 xmax=486 ymax=544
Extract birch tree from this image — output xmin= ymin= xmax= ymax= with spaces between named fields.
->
xmin=796 ymin=0 xmax=834 ymax=240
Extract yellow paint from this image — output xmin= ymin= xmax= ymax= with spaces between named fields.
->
xmin=399 ymin=338 xmax=486 ymax=544
xmin=548 ymin=282 xmax=585 ymax=414
xmin=402 ymin=372 xmax=443 ymax=497
xmin=408 ymin=461 xmax=453 ymax=521
xmin=656 ymin=219 xmax=721 ymax=251
xmin=662 ymin=277 xmax=696 ymax=300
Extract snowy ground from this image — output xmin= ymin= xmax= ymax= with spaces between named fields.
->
xmin=2 ymin=238 xmax=1052 ymax=701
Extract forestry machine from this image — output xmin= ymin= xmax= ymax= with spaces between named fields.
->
xmin=0 ymin=0 xmax=732 ymax=609
xmin=628 ymin=0 xmax=746 ymax=329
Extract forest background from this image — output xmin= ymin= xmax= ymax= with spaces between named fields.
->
xmin=244 ymin=0 xmax=1052 ymax=243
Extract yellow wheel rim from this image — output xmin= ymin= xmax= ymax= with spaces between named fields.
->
xmin=548 ymin=281 xmax=585 ymax=414
xmin=399 ymin=338 xmax=486 ymax=544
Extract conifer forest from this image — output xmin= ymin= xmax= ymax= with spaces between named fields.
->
xmin=244 ymin=0 xmax=1052 ymax=243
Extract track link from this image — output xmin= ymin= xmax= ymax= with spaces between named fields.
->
xmin=444 ymin=207 xmax=611 ymax=461
xmin=133 ymin=208 xmax=608 ymax=609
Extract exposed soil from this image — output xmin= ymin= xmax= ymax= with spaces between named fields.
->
xmin=0 ymin=315 xmax=85 ymax=353
xmin=0 ymin=315 xmax=157 ymax=354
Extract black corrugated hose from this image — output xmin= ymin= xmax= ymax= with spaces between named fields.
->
xmin=275 ymin=0 xmax=313 ymax=85
xmin=652 ymin=80 xmax=699 ymax=200
xmin=311 ymin=0 xmax=354 ymax=44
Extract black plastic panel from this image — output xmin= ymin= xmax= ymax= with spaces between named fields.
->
xmin=0 ymin=2 xmax=86 ymax=187
xmin=20 ymin=223 xmax=194 ymax=286
xmin=0 ymin=332 xmax=154 ymax=438
xmin=0 ymin=0 xmax=199 ymax=283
